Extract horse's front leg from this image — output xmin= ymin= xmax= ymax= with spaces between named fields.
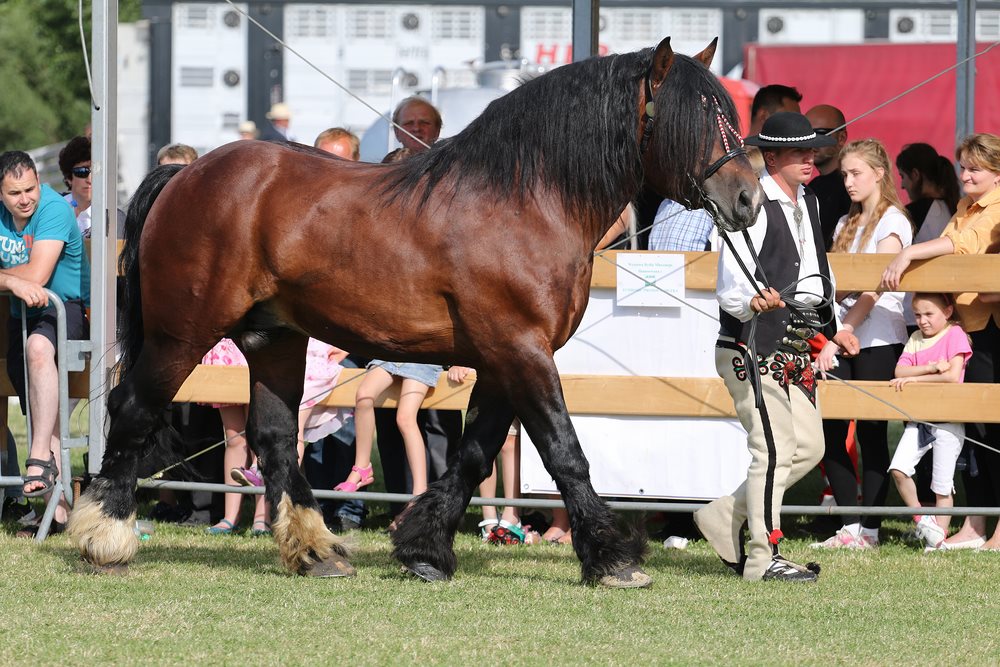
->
xmin=391 ymin=381 xmax=513 ymax=581
xmin=68 ymin=352 xmax=188 ymax=573
xmin=245 ymin=331 xmax=354 ymax=578
xmin=505 ymin=350 xmax=650 ymax=588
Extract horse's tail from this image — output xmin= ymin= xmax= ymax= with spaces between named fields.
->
xmin=115 ymin=164 xmax=208 ymax=480
xmin=117 ymin=164 xmax=184 ymax=375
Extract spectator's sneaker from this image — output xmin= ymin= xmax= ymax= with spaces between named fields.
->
xmin=149 ymin=501 xmax=192 ymax=524
xmin=938 ymin=536 xmax=985 ymax=550
xmin=762 ymin=556 xmax=819 ymax=582
xmin=855 ymin=533 xmax=880 ymax=549
xmin=2 ymin=497 xmax=36 ymax=525
xmin=231 ymin=465 xmax=263 ymax=487
xmin=179 ymin=509 xmax=211 ymax=527
xmin=914 ymin=515 xmax=946 ymax=550
xmin=337 ymin=515 xmax=362 ymax=532
xmin=810 ymin=527 xmax=862 ymax=549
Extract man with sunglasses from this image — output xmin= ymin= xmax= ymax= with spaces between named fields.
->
xmin=804 ymin=104 xmax=851 ymax=249
xmin=58 ymin=136 xmax=93 ymax=238
xmin=0 ymin=150 xmax=90 ymax=533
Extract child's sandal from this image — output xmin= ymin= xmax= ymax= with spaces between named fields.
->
xmin=487 ymin=519 xmax=526 ymax=545
xmin=478 ymin=518 xmax=500 ymax=541
xmin=206 ymin=518 xmax=235 ymax=535
xmin=333 ymin=464 xmax=375 ymax=493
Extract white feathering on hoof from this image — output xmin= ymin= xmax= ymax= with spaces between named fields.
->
xmin=66 ymin=491 xmax=139 ymax=567
xmin=272 ymin=493 xmax=350 ymax=574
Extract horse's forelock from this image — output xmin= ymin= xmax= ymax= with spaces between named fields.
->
xmin=651 ymin=54 xmax=739 ymax=206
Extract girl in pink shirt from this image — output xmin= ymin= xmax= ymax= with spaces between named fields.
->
xmin=888 ymin=293 xmax=972 ymax=549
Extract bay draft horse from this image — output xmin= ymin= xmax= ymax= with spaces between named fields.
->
xmin=68 ymin=37 xmax=762 ymax=587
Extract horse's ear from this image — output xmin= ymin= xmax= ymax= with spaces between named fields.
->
xmin=693 ymin=37 xmax=718 ymax=68
xmin=649 ymin=37 xmax=675 ymax=94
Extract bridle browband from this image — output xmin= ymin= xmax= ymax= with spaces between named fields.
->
xmin=703 ymin=100 xmax=747 ymax=179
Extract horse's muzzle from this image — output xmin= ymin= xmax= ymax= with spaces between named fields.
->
xmin=714 ymin=183 xmax=763 ymax=233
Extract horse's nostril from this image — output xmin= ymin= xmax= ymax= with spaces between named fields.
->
xmin=738 ymin=189 xmax=753 ymax=209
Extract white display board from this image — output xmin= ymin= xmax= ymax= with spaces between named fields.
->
xmin=520 ymin=276 xmax=750 ymax=500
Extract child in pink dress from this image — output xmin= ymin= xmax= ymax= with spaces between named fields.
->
xmin=205 ymin=336 xmax=351 ymax=534
xmin=201 ymin=338 xmax=267 ymax=535
xmin=296 ymin=339 xmax=351 ymax=455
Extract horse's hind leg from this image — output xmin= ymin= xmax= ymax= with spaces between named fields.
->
xmin=392 ymin=381 xmax=514 ymax=581
xmin=505 ymin=351 xmax=650 ymax=587
xmin=68 ymin=344 xmax=199 ymax=572
xmin=243 ymin=330 xmax=353 ymax=577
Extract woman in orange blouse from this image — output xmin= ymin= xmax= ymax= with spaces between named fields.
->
xmin=882 ymin=132 xmax=1000 ymax=550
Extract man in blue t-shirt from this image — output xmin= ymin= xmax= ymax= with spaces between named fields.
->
xmin=0 ymin=151 xmax=90 ymax=531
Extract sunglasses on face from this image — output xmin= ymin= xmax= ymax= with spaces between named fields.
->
xmin=71 ymin=166 xmax=91 ymax=178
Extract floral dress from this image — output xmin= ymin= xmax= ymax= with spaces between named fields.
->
xmin=201 ymin=338 xmax=350 ymax=441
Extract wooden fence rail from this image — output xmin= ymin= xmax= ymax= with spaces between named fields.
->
xmin=7 ymin=251 xmax=1000 ymax=423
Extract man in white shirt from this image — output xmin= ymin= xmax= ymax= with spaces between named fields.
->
xmin=694 ymin=112 xmax=860 ymax=582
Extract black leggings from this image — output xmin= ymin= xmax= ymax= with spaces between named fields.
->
xmin=821 ymin=343 xmax=902 ymax=529
xmin=961 ymin=320 xmax=1000 ymax=509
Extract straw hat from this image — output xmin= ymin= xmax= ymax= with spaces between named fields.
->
xmin=237 ymin=120 xmax=258 ymax=137
xmin=265 ymin=103 xmax=292 ymax=121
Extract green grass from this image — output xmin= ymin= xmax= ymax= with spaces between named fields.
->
xmin=4 ymin=404 xmax=997 ymax=663
xmin=1 ymin=516 xmax=998 ymax=665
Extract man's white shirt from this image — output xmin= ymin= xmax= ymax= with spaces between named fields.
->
xmin=717 ymin=172 xmax=834 ymax=323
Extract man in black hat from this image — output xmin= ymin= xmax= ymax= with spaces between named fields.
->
xmin=694 ymin=112 xmax=860 ymax=582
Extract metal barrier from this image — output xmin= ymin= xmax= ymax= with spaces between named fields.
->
xmin=0 ymin=291 xmax=91 ymax=540
xmin=135 ymin=479 xmax=1000 ymax=518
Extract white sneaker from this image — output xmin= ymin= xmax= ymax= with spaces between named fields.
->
xmin=914 ymin=516 xmax=946 ymax=550
xmin=810 ymin=527 xmax=861 ymax=549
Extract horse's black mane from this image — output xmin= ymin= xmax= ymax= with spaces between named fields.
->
xmin=379 ymin=47 xmax=740 ymax=219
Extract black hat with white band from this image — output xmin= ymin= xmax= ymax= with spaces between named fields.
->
xmin=745 ymin=111 xmax=837 ymax=149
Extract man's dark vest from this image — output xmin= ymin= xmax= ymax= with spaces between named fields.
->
xmin=719 ymin=189 xmax=836 ymax=357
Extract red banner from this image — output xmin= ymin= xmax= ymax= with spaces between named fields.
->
xmin=744 ymin=42 xmax=1000 ymax=168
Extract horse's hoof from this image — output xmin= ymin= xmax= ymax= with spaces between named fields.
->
xmin=87 ymin=561 xmax=129 ymax=576
xmin=598 ymin=565 xmax=652 ymax=589
xmin=401 ymin=561 xmax=450 ymax=583
xmin=299 ymin=556 xmax=356 ymax=578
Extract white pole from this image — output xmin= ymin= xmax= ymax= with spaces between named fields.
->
xmin=89 ymin=0 xmax=118 ymax=474
xmin=956 ymin=0 xmax=976 ymax=144
xmin=571 ymin=0 xmax=599 ymax=62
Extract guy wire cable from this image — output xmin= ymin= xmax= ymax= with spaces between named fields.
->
xmin=220 ymin=0 xmax=429 ymax=150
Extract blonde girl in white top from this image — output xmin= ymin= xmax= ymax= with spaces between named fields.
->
xmin=812 ymin=139 xmax=914 ymax=550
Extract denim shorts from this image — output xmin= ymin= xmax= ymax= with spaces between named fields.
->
xmin=366 ymin=360 xmax=443 ymax=388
